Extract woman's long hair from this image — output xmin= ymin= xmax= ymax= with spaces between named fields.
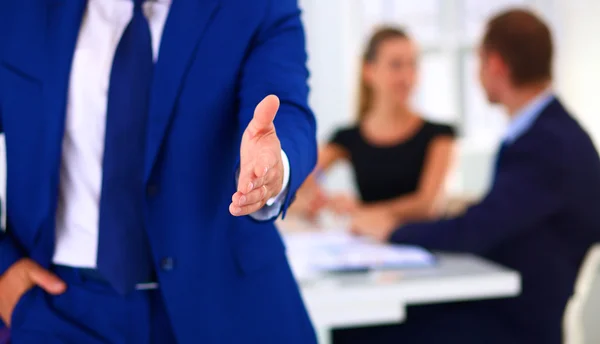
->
xmin=357 ymin=27 xmax=409 ymax=121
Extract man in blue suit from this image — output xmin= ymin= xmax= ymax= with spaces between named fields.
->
xmin=0 ymin=0 xmax=317 ymax=343
xmin=349 ymin=9 xmax=600 ymax=344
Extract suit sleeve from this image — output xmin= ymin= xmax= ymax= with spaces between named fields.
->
xmin=389 ymin=146 xmax=564 ymax=255
xmin=236 ymin=0 xmax=317 ymax=219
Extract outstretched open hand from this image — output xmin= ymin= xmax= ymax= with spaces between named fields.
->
xmin=230 ymin=95 xmax=284 ymax=216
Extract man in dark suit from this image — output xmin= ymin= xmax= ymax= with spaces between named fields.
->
xmin=0 ymin=0 xmax=317 ymax=343
xmin=349 ymin=9 xmax=600 ymax=344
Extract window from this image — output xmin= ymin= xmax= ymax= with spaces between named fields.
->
xmin=462 ymin=0 xmax=530 ymax=43
xmin=413 ymin=52 xmax=457 ymax=124
xmin=361 ymin=0 xmax=442 ymax=44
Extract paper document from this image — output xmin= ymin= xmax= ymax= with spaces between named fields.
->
xmin=283 ymin=231 xmax=436 ymax=279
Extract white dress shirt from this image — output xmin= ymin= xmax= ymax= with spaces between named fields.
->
xmin=52 ymin=0 xmax=290 ymax=268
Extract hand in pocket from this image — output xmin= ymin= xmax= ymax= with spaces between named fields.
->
xmin=0 ymin=259 xmax=66 ymax=327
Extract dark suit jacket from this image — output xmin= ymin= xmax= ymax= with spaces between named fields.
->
xmin=0 ymin=0 xmax=317 ymax=342
xmin=391 ymin=99 xmax=600 ymax=344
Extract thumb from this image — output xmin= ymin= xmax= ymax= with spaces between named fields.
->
xmin=249 ymin=95 xmax=280 ymax=134
xmin=27 ymin=263 xmax=66 ymax=295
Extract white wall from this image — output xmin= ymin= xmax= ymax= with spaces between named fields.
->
xmin=299 ymin=0 xmax=362 ymax=143
xmin=298 ymin=0 xmax=364 ymax=193
xmin=553 ymin=0 xmax=600 ymax=147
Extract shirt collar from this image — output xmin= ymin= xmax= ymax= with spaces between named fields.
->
xmin=503 ymin=88 xmax=555 ymax=144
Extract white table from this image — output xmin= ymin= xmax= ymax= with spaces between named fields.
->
xmin=297 ymin=253 xmax=521 ymax=344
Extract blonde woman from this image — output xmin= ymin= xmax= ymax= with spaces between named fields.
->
xmin=295 ymin=27 xmax=455 ymax=223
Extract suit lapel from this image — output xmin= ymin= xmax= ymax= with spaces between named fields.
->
xmin=43 ymin=0 xmax=87 ymax=164
xmin=9 ymin=0 xmax=88 ymax=250
xmin=144 ymin=0 xmax=221 ymax=181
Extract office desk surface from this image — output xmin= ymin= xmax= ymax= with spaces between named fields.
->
xmin=298 ymin=253 xmax=521 ymax=343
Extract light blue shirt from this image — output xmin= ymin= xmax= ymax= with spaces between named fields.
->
xmin=503 ymin=89 xmax=555 ymax=144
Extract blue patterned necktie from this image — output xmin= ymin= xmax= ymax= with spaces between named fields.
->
xmin=97 ymin=0 xmax=154 ymax=294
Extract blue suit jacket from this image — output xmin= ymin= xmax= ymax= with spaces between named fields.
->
xmin=0 ymin=0 xmax=317 ymax=342
xmin=390 ymin=99 xmax=600 ymax=344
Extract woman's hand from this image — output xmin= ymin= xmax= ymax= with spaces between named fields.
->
xmin=289 ymin=182 xmax=328 ymax=221
xmin=350 ymin=206 xmax=399 ymax=242
xmin=327 ymin=194 xmax=360 ymax=215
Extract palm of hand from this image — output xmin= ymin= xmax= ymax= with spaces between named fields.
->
xmin=239 ymin=128 xmax=282 ymax=192
xmin=230 ymin=95 xmax=285 ymax=216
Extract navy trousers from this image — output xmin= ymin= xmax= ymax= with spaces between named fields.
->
xmin=9 ymin=266 xmax=176 ymax=344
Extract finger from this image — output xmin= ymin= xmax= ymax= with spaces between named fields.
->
xmin=257 ymin=165 xmax=281 ymax=195
xmin=237 ymin=152 xmax=275 ymax=194
xmin=253 ymin=150 xmax=278 ymax=184
xmin=237 ymin=172 xmax=255 ymax=194
xmin=248 ymin=95 xmax=280 ymax=136
xmin=237 ymin=163 xmax=256 ymax=194
xmin=229 ymin=198 xmax=265 ymax=217
xmin=27 ymin=264 xmax=66 ymax=295
xmin=238 ymin=155 xmax=279 ymax=195
xmin=238 ymin=154 xmax=266 ymax=194
xmin=232 ymin=185 xmax=269 ymax=208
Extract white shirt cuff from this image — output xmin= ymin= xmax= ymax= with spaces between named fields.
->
xmin=248 ymin=150 xmax=290 ymax=220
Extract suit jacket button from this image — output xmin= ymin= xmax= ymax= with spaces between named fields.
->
xmin=161 ymin=257 xmax=175 ymax=271
xmin=147 ymin=185 xmax=159 ymax=197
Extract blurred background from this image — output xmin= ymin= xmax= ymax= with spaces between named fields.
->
xmin=0 ymin=2 xmax=599 ymax=343
xmin=0 ymin=0 xmax=599 ymax=218
xmin=296 ymin=0 xmax=600 ymax=201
